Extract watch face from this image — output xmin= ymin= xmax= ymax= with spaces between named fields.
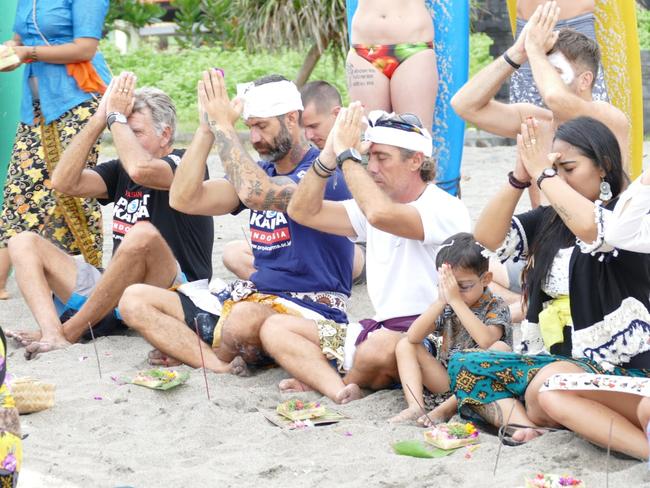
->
xmin=544 ymin=168 xmax=556 ymax=176
xmin=350 ymin=148 xmax=361 ymax=160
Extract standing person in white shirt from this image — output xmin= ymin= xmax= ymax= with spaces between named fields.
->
xmin=259 ymin=103 xmax=471 ymax=403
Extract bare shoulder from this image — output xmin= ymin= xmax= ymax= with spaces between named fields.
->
xmin=590 ymin=101 xmax=629 ymax=126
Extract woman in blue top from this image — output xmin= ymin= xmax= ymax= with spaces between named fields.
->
xmin=0 ymin=0 xmax=111 ymax=298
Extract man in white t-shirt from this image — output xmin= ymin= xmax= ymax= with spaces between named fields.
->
xmin=259 ymin=102 xmax=471 ymax=403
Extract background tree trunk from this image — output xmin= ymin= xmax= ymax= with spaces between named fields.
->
xmin=295 ymin=40 xmax=328 ymax=88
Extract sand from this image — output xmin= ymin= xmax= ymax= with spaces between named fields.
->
xmin=4 ymin=142 xmax=650 ymax=488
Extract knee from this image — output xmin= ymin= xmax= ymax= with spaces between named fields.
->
xmin=395 ymin=336 xmax=415 ymax=358
xmin=7 ymin=231 xmax=42 ymax=258
xmin=535 ymin=390 xmax=567 ymax=423
xmin=222 ymin=240 xmax=252 ymax=276
xmin=118 ymin=284 xmax=151 ymax=329
xmin=117 ymin=222 xmax=162 ymax=254
xmin=259 ymin=315 xmax=284 ymax=348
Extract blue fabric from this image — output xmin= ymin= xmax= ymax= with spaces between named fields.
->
xmin=248 ymin=147 xmax=354 ymax=323
xmin=13 ymin=0 xmax=111 ymax=124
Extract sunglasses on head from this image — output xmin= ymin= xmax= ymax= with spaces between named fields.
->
xmin=369 ymin=111 xmax=426 ymax=135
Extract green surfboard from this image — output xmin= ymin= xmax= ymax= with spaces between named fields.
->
xmin=0 ymin=0 xmax=22 ymax=206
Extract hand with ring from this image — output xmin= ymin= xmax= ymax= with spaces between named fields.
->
xmin=517 ymin=117 xmax=559 ymax=179
xmin=106 ymin=71 xmax=136 ymax=117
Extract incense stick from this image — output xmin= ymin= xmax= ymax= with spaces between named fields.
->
xmin=403 ymin=384 xmax=435 ymax=426
xmin=494 ymin=399 xmax=517 ymax=476
xmin=193 ymin=317 xmax=211 ymax=401
xmin=87 ymin=322 xmax=102 ymax=379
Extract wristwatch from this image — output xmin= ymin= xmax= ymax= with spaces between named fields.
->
xmin=536 ymin=167 xmax=558 ymax=189
xmin=106 ymin=111 xmax=128 ymax=130
xmin=335 ymin=148 xmax=362 ymax=169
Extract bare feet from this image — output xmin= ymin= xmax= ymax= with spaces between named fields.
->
xmin=0 ymin=289 xmax=9 ymax=300
xmin=6 ymin=330 xmax=42 ymax=347
xmin=389 ymin=406 xmax=422 ymax=424
xmin=24 ymin=338 xmax=71 ymax=360
xmin=279 ymin=378 xmax=314 ymax=393
xmin=510 ymin=427 xmax=545 ymax=444
xmin=417 ymin=404 xmax=455 ymax=427
xmin=335 ymin=383 xmax=362 ymax=404
xmin=147 ymin=349 xmax=182 ymax=367
xmin=227 ymin=356 xmax=250 ymax=377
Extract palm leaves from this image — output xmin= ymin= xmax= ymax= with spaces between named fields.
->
xmin=231 ymin=0 xmax=347 ymax=85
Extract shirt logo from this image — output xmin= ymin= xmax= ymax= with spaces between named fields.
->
xmin=113 ymin=194 xmax=151 ymax=238
xmin=249 ymin=210 xmax=292 ymax=249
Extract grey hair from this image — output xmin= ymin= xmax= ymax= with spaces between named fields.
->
xmin=133 ymin=87 xmax=177 ymax=145
xmin=398 ymin=148 xmax=436 ymax=182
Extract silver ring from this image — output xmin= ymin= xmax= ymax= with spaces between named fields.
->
xmin=530 ymin=138 xmax=537 ymax=145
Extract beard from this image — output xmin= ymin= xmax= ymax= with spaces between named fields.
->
xmin=254 ymin=119 xmax=293 ymax=162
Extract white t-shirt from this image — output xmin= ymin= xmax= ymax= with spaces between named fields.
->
xmin=342 ymin=184 xmax=471 ymax=321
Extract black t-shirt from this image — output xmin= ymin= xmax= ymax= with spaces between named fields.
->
xmin=91 ymin=148 xmax=213 ymax=282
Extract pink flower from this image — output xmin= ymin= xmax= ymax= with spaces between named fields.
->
xmin=2 ymin=453 xmax=17 ymax=472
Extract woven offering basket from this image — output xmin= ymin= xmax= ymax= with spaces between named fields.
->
xmin=10 ymin=378 xmax=55 ymax=414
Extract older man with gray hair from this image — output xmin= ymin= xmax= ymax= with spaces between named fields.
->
xmin=7 ymin=71 xmax=214 ymax=358
xmin=259 ymin=103 xmax=471 ymax=403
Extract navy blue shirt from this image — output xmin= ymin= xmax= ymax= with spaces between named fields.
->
xmin=240 ymin=148 xmax=354 ymax=322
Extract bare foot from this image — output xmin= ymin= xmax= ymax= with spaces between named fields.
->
xmin=24 ymin=339 xmax=70 ymax=360
xmin=417 ymin=405 xmax=454 ymax=427
xmin=279 ymin=378 xmax=313 ymax=393
xmin=0 ymin=289 xmax=9 ymax=300
xmin=147 ymin=349 xmax=182 ymax=367
xmin=228 ymin=356 xmax=250 ymax=377
xmin=335 ymin=383 xmax=362 ymax=404
xmin=389 ymin=406 xmax=422 ymax=424
xmin=510 ymin=427 xmax=545 ymax=443
xmin=6 ymin=330 xmax=42 ymax=347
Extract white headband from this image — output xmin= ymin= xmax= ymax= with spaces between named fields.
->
xmin=237 ymin=80 xmax=304 ymax=120
xmin=364 ymin=112 xmax=433 ymax=156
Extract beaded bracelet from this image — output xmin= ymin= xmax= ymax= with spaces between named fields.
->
xmin=508 ymin=171 xmax=531 ymax=189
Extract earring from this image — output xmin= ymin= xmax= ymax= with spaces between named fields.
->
xmin=599 ymin=180 xmax=612 ymax=201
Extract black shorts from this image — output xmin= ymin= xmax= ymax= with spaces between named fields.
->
xmin=59 ymin=309 xmax=127 ymax=341
xmin=177 ymin=293 xmax=220 ymax=345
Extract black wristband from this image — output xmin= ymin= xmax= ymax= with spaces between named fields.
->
xmin=508 ymin=171 xmax=531 ymax=189
xmin=503 ymin=52 xmax=521 ymax=70
xmin=312 ymin=158 xmax=333 ymax=178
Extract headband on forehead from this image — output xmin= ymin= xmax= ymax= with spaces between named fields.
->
xmin=237 ymin=80 xmax=304 ymax=120
xmin=364 ymin=111 xmax=433 ymax=156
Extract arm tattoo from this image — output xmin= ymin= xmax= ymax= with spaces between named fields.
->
xmin=470 ymin=402 xmax=504 ymax=427
xmin=262 ymin=186 xmax=295 ymax=212
xmin=210 ymin=123 xmax=295 ymax=212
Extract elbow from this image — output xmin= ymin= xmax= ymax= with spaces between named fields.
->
xmin=169 ymin=190 xmax=191 ymax=213
xmin=365 ymin=206 xmax=392 ymax=230
xmin=450 ymin=91 xmax=477 ymax=122
xmin=541 ymin=90 xmax=568 ymax=113
xmin=51 ymin=173 xmax=72 ymax=195
xmin=287 ymin=201 xmax=307 ymax=225
xmin=450 ymin=93 xmax=469 ymax=119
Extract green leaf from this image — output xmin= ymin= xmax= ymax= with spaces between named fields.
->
xmin=392 ymin=440 xmax=460 ymax=459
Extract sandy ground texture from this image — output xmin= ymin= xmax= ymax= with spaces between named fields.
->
xmin=3 ymin=142 xmax=650 ymax=488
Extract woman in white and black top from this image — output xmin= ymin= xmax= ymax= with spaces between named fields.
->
xmin=446 ymin=116 xmax=650 ymax=460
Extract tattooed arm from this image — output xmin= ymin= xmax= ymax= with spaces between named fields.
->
xmin=210 ymin=124 xmax=296 ymax=212
xmin=198 ymin=69 xmax=297 ymax=213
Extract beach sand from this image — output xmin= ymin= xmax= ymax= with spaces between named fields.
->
xmin=4 ymin=142 xmax=650 ymax=487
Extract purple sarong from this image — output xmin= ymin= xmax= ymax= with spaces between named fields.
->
xmin=355 ymin=314 xmax=420 ymax=346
